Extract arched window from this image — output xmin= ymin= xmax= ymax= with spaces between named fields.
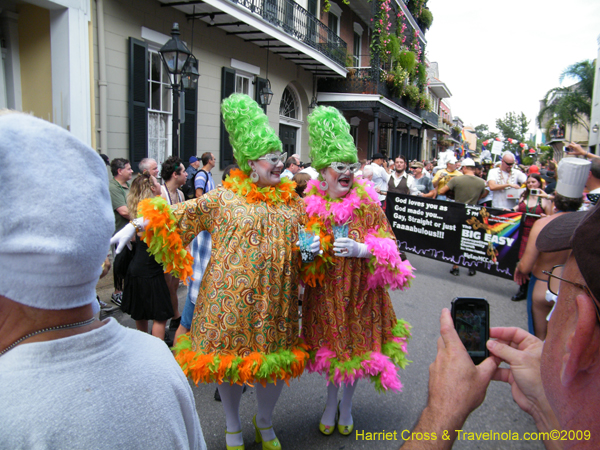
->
xmin=279 ymin=87 xmax=298 ymax=120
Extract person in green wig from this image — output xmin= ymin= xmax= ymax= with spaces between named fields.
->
xmin=111 ymin=93 xmax=319 ymax=450
xmin=300 ymin=105 xmax=414 ymax=437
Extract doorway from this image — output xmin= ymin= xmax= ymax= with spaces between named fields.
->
xmin=280 ymin=124 xmax=297 ymax=155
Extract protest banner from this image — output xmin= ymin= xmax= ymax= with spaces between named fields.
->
xmin=386 ymin=193 xmax=524 ymax=280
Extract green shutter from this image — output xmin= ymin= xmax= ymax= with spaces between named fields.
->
xmin=128 ymin=38 xmax=148 ymax=168
xmin=180 ymin=59 xmax=198 ymax=163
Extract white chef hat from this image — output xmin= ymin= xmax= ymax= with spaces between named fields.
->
xmin=556 ymin=157 xmax=591 ymax=198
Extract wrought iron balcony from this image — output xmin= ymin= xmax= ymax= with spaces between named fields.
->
xmin=231 ymin=0 xmax=347 ymax=67
xmin=437 ymin=117 xmax=451 ymax=134
xmin=420 ymin=110 xmax=439 ymax=127
xmin=318 ymin=67 xmax=420 ymax=116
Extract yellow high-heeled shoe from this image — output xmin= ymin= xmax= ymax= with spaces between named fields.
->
xmin=253 ymin=415 xmax=281 ymax=449
xmin=225 ymin=429 xmax=244 ymax=450
xmin=318 ymin=404 xmax=338 ymax=436
xmin=337 ymin=402 xmax=354 ymax=436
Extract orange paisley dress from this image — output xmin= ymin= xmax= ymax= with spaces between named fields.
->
xmin=141 ymin=170 xmax=309 ymax=386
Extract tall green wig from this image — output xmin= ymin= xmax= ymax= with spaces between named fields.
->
xmin=308 ymin=105 xmax=358 ymax=171
xmin=221 ymin=93 xmax=282 ymax=174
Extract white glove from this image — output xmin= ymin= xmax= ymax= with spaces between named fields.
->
xmin=297 ymin=235 xmax=323 ymax=257
xmin=309 ymin=235 xmax=322 ymax=256
xmin=110 ymin=218 xmax=147 ymax=254
xmin=333 ymin=237 xmax=370 ymax=258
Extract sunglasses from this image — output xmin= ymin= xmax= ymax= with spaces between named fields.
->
xmin=502 ymin=160 xmax=514 ymax=167
xmin=543 ymin=264 xmax=600 ymax=323
xmin=330 ymin=162 xmax=361 ymax=174
xmin=258 ymin=152 xmax=287 ymax=165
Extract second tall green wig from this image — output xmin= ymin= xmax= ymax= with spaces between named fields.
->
xmin=221 ymin=93 xmax=282 ymax=174
xmin=308 ymin=105 xmax=358 ymax=172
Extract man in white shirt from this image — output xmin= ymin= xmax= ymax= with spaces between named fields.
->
xmin=487 ymin=151 xmax=527 ymax=210
xmin=369 ymin=152 xmax=390 ymax=206
xmin=388 ymin=155 xmax=419 ymax=196
xmin=280 ymin=156 xmax=300 ymax=179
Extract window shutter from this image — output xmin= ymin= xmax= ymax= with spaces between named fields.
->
xmin=254 ymin=77 xmax=267 ymax=114
xmin=220 ymin=67 xmax=236 ymax=170
xmin=180 ymin=59 xmax=198 ymax=163
xmin=128 ymin=38 xmax=148 ymax=169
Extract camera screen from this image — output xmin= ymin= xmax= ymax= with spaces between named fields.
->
xmin=455 ymin=308 xmax=487 ymax=357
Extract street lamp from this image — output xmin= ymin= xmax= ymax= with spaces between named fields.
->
xmin=158 ymin=23 xmax=198 ymax=158
xmin=181 ymin=55 xmax=199 ymax=90
xmin=259 ymin=41 xmax=274 ymax=107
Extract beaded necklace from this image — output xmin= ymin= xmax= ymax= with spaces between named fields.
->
xmin=0 ymin=317 xmax=95 ymax=356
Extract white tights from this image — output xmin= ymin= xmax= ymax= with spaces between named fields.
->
xmin=218 ymin=382 xmax=284 ymax=447
xmin=321 ymin=381 xmax=357 ymax=427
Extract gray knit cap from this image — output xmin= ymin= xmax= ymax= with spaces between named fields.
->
xmin=0 ymin=112 xmax=113 ymax=310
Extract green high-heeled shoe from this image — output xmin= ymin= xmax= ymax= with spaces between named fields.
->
xmin=337 ymin=402 xmax=354 ymax=436
xmin=253 ymin=415 xmax=281 ymax=449
xmin=225 ymin=429 xmax=244 ymax=450
xmin=318 ymin=404 xmax=338 ymax=436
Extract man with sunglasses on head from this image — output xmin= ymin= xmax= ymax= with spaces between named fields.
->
xmin=487 ymin=151 xmax=527 ymax=210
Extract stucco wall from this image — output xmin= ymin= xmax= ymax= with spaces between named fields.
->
xmin=18 ymin=4 xmax=53 ymax=122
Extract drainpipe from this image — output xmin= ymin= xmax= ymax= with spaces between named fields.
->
xmin=96 ymin=0 xmax=108 ymax=154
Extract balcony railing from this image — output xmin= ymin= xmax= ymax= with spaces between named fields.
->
xmin=231 ymin=0 xmax=347 ymax=67
xmin=420 ymin=110 xmax=439 ymax=127
xmin=318 ymin=67 xmax=420 ymax=116
xmin=437 ymin=117 xmax=451 ymax=133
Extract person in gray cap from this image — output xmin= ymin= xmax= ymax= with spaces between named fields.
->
xmin=0 ymin=112 xmax=206 ymax=450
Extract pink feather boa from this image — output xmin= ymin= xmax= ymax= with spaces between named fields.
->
xmin=364 ymin=229 xmax=415 ymax=291
xmin=304 ymin=178 xmax=379 ymax=225
xmin=306 ymin=346 xmax=404 ymax=391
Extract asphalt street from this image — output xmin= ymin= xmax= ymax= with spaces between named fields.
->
xmin=97 ymin=253 xmax=543 ymax=450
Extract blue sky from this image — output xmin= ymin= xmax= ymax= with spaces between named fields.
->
xmin=426 ymin=0 xmax=600 ymax=135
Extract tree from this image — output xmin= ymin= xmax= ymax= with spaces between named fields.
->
xmin=495 ymin=112 xmax=530 ymax=156
xmin=537 ymin=59 xmax=594 ymax=134
xmin=474 ymin=124 xmax=498 ymax=150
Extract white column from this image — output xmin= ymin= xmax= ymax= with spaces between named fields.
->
xmin=50 ymin=1 xmax=91 ymax=145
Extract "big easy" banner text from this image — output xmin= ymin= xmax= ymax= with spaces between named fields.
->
xmin=385 ymin=193 xmax=524 ymax=280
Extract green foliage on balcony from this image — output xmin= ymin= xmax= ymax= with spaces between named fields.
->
xmin=322 ymin=0 xmax=348 ymax=13
xmin=419 ymin=8 xmax=433 ymax=30
xmin=418 ymin=92 xmax=431 ymax=111
xmin=405 ymin=84 xmax=420 ymax=107
xmin=398 ymin=49 xmax=416 ymax=75
xmin=416 ymin=62 xmax=427 ymax=89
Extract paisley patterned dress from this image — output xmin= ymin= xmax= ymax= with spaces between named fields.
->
xmin=301 ymin=179 xmax=414 ymax=392
xmin=142 ymin=171 xmax=309 ymax=386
